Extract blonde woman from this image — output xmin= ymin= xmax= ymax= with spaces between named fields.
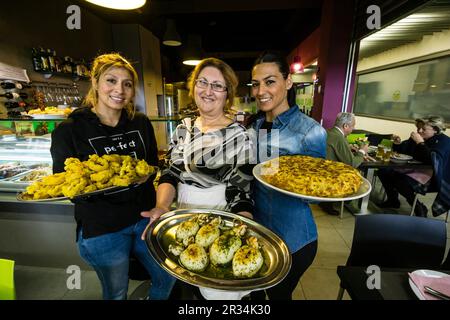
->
xmin=50 ymin=53 xmax=175 ymax=300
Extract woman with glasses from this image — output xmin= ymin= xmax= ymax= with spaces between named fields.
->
xmin=141 ymin=57 xmax=253 ymax=222
xmin=141 ymin=57 xmax=254 ymax=299
xmin=249 ymin=51 xmax=327 ymax=300
xmin=377 ymin=116 xmax=450 ymax=217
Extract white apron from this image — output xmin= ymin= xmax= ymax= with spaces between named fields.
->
xmin=177 ymin=182 xmax=227 ymax=210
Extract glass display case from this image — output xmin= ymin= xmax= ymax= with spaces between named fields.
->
xmin=0 ymin=116 xmax=181 ymax=192
xmin=0 ymin=118 xmax=63 ymax=192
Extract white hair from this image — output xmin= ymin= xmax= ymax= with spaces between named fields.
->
xmin=334 ymin=112 xmax=355 ymax=128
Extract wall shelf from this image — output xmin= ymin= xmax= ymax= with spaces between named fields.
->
xmin=37 ymin=71 xmax=89 ymax=81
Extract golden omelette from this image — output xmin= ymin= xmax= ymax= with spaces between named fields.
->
xmin=260 ymin=155 xmax=362 ymax=197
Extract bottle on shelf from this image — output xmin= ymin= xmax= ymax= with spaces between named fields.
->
xmin=81 ymin=59 xmax=90 ymax=77
xmin=4 ymin=101 xmax=27 ymax=109
xmin=74 ymin=59 xmax=82 ymax=77
xmin=39 ymin=47 xmax=50 ymax=72
xmin=0 ymin=92 xmax=28 ymax=99
xmin=31 ymin=47 xmax=43 ymax=72
xmin=47 ymin=48 xmax=56 ymax=72
xmin=63 ymin=56 xmax=73 ymax=74
xmin=53 ymin=50 xmax=62 ymax=73
xmin=0 ymin=81 xmax=24 ymax=90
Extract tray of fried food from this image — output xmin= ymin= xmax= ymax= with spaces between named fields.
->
xmin=27 ymin=106 xmax=72 ymax=119
xmin=17 ymin=154 xmax=157 ymax=202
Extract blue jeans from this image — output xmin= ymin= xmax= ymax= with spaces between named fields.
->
xmin=78 ymin=218 xmax=176 ymax=300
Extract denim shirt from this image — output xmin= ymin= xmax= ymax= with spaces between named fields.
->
xmin=251 ymin=106 xmax=327 ymax=253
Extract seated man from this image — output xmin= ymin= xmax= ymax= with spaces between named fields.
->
xmin=326 ymin=112 xmax=368 ymax=167
xmin=320 ymin=112 xmax=368 ymax=215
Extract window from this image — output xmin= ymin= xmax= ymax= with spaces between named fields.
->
xmin=353 ymin=54 xmax=450 ymax=123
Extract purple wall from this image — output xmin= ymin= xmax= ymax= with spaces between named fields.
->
xmin=312 ymin=0 xmax=355 ymax=128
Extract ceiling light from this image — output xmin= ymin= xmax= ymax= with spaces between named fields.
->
xmin=290 ymin=55 xmax=304 ymax=74
xmin=85 ymin=0 xmax=146 ymax=10
xmin=182 ymin=34 xmax=204 ymax=66
xmin=183 ymin=60 xmax=202 ymax=66
xmin=163 ymin=19 xmax=182 ymax=46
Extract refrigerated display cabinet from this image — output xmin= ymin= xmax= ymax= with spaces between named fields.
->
xmin=0 ymin=118 xmax=81 ymax=269
xmin=0 ymin=119 xmax=61 ymax=192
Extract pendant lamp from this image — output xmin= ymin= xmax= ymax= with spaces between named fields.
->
xmin=182 ymin=34 xmax=203 ymax=66
xmin=163 ymin=19 xmax=182 ymax=46
xmin=85 ymin=0 xmax=146 ymax=10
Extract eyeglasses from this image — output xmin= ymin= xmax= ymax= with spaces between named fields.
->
xmin=195 ymin=79 xmax=227 ymax=92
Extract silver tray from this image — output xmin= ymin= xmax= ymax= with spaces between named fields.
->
xmin=253 ymin=160 xmax=372 ymax=202
xmin=16 ymin=167 xmax=158 ymax=202
xmin=146 ymin=209 xmax=291 ymax=291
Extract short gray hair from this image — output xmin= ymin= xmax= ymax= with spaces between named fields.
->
xmin=334 ymin=112 xmax=355 ymax=128
xmin=415 ymin=116 xmax=446 ymax=134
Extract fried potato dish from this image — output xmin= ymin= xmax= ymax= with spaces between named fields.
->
xmin=260 ymin=155 xmax=362 ymax=198
xmin=22 ymin=154 xmax=154 ymax=200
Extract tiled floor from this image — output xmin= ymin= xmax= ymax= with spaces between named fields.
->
xmin=11 ymin=196 xmax=450 ymax=300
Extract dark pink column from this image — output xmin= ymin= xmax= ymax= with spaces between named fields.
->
xmin=312 ymin=0 xmax=356 ymax=128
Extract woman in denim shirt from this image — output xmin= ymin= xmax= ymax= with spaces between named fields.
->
xmin=249 ymin=52 xmax=327 ymax=300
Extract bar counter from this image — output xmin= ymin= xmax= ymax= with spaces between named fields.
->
xmin=0 ymin=192 xmax=90 ymax=269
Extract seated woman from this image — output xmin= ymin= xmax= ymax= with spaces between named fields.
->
xmin=377 ymin=116 xmax=450 ymax=217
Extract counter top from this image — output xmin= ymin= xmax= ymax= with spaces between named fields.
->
xmin=0 ymin=191 xmax=73 ymax=215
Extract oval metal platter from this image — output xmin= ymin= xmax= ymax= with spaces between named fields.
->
xmin=253 ymin=160 xmax=372 ymax=202
xmin=146 ymin=208 xmax=292 ymax=291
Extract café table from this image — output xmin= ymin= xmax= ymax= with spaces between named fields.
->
xmin=336 ymin=266 xmax=450 ymax=300
xmin=352 ymin=159 xmax=433 ymax=214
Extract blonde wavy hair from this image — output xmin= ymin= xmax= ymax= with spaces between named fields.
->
xmin=84 ymin=53 xmax=139 ymax=119
xmin=187 ymin=57 xmax=238 ymax=113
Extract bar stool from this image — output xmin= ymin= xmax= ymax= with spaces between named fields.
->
xmin=128 ymin=254 xmax=151 ymax=300
xmin=0 ymin=259 xmax=16 ymax=300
